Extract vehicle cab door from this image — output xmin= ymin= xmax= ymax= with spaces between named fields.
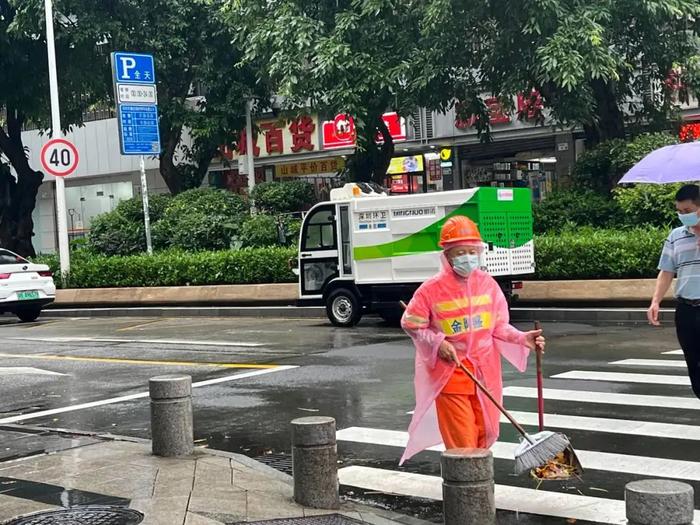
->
xmin=298 ymin=204 xmax=339 ymax=298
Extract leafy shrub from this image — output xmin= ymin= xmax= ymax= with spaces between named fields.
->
xmin=572 ymin=132 xmax=678 ymax=194
xmin=240 ymin=214 xmax=280 ymax=248
xmin=88 ymin=194 xmax=172 ymax=256
xmin=284 ymin=218 xmax=302 ymax=245
xmin=571 ymin=139 xmax=627 ymax=193
xmin=613 ymin=184 xmax=683 ymax=228
xmin=251 ymin=181 xmax=316 ymax=213
xmin=534 ymin=227 xmax=667 ymax=280
xmin=47 ymin=247 xmax=296 ymax=288
xmin=152 ymin=189 xmax=249 ymax=251
xmin=533 ymin=190 xmax=624 ymax=233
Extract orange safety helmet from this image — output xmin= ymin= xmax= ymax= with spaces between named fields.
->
xmin=439 ymin=215 xmax=482 ymax=248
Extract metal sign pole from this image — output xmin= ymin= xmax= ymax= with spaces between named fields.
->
xmin=44 ymin=0 xmax=70 ymax=275
xmin=139 ymin=155 xmax=153 ymax=255
xmin=245 ymin=99 xmax=256 ymax=194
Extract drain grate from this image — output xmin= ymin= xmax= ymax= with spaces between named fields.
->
xmin=3 ymin=506 xmax=144 ymax=525
xmin=235 ymin=514 xmax=366 ymax=525
xmin=253 ymin=453 xmax=293 ymax=475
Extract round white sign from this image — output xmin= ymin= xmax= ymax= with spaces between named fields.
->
xmin=41 ymin=139 xmax=79 ymax=177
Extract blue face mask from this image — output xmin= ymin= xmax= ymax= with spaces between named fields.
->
xmin=678 ymin=211 xmax=700 ymax=228
xmin=452 ymin=254 xmax=481 ymax=277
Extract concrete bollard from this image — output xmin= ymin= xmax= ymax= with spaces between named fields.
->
xmin=441 ymin=448 xmax=495 ymax=525
xmin=291 ymin=416 xmax=340 ymax=509
xmin=625 ymin=479 xmax=694 ymax=525
xmin=149 ymin=375 xmax=194 ymax=457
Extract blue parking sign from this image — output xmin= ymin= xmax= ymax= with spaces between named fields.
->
xmin=112 ymin=52 xmax=156 ymax=84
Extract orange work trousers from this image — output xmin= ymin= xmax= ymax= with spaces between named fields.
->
xmin=435 ymin=392 xmax=486 ymax=449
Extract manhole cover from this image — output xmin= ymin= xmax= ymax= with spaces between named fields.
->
xmin=253 ymin=453 xmax=293 ymax=475
xmin=238 ymin=515 xmax=366 ymax=525
xmin=3 ymin=506 xmax=144 ymax=525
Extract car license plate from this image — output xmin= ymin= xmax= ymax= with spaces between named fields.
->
xmin=17 ymin=291 xmax=39 ymax=301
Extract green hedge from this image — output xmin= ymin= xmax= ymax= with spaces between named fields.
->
xmin=37 ymin=228 xmax=669 ymax=287
xmin=534 ymin=227 xmax=666 ymax=280
xmin=38 ymin=247 xmax=296 ymax=288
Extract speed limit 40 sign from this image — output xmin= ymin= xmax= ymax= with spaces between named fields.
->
xmin=41 ymin=138 xmax=79 ymax=177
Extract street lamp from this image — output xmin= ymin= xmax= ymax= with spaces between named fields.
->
xmin=44 ymin=0 xmax=71 ymax=276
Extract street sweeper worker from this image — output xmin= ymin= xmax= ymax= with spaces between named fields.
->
xmin=399 ymin=215 xmax=545 ymax=465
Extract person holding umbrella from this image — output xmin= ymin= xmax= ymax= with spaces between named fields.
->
xmin=647 ymin=184 xmax=700 ymax=399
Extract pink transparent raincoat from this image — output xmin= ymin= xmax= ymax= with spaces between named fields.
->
xmin=400 ymin=255 xmax=530 ymax=465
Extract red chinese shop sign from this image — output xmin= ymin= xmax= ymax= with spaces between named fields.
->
xmin=322 ymin=112 xmax=406 ymax=150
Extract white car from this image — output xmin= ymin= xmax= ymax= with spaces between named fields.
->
xmin=0 ymin=248 xmax=56 ymax=322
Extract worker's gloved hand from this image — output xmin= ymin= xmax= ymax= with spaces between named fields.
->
xmin=524 ymin=329 xmax=545 ymax=353
xmin=438 ymin=340 xmax=460 ymax=364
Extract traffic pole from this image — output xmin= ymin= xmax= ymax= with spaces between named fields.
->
xmin=44 ymin=0 xmax=70 ymax=276
xmin=139 ymin=155 xmax=153 ymax=254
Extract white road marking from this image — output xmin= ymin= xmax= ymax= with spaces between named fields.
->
xmin=336 ymin=427 xmax=700 ymax=481
xmin=338 ymin=465 xmax=698 ymax=525
xmin=0 ymin=367 xmax=66 ymax=377
xmin=505 ymin=410 xmax=700 ymax=440
xmin=8 ymin=336 xmax=265 ymax=348
xmin=503 ymin=386 xmax=700 ymax=410
xmin=610 ymin=359 xmax=687 ymax=368
xmin=0 ymin=366 xmax=297 ymax=425
xmin=663 ymin=349 xmax=684 ymax=355
xmin=552 ymin=370 xmax=690 ymax=386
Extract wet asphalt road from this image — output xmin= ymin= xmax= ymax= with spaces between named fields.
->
xmin=0 ymin=312 xmax=697 ymax=523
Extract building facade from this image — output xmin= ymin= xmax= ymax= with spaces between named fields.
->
xmin=21 ymin=94 xmax=700 ymax=253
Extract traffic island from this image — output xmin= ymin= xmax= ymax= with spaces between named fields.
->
xmin=0 ymin=433 xmax=428 ymax=525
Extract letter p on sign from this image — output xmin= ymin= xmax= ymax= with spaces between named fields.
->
xmin=119 ymin=56 xmax=137 ymax=80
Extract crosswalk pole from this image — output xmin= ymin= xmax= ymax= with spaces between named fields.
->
xmin=625 ymin=479 xmax=694 ymax=525
xmin=441 ymin=448 xmax=495 ymax=525
xmin=291 ymin=416 xmax=340 ymax=509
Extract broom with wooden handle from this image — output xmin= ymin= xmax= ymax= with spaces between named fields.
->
xmin=535 ymin=320 xmax=545 ymax=432
xmin=399 ymin=301 xmax=570 ymax=474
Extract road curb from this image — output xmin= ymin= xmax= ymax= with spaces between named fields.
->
xmin=511 ymin=307 xmax=675 ymax=325
xmin=0 ymin=423 xmax=433 ymax=525
xmin=43 ymin=305 xmax=327 ymax=319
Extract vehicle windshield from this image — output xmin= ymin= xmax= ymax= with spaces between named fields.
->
xmin=0 ymin=249 xmax=28 ymax=265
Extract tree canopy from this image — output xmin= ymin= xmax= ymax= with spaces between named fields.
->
xmin=232 ymin=0 xmax=476 ymax=184
xmin=424 ymin=0 xmax=700 ymax=143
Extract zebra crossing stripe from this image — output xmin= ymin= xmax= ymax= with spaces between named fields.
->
xmin=336 ymin=427 xmax=700 ymax=481
xmin=338 ymin=465 xmax=684 ymax=524
xmin=663 ymin=349 xmax=684 ymax=355
xmin=503 ymin=386 xmax=700 ymax=410
xmin=505 ymin=410 xmax=700 ymax=440
xmin=610 ymin=359 xmax=687 ymax=368
xmin=552 ymin=370 xmax=690 ymax=385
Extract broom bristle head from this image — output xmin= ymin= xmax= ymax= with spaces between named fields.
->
xmin=514 ymin=432 xmax=570 ymax=475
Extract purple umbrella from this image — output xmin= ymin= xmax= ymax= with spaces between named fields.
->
xmin=619 ymin=141 xmax=700 ymax=184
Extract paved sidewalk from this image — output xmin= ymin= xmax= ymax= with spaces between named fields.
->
xmin=0 ymin=432 xmax=427 ymax=525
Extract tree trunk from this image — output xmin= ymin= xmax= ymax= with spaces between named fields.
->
xmin=347 ymin=112 xmax=395 ymax=187
xmin=588 ymin=79 xmax=626 ymax=144
xmin=0 ymin=111 xmax=44 ymax=258
xmin=158 ymin=123 xmax=184 ymax=194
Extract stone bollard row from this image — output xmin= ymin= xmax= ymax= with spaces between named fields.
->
xmin=291 ymin=416 xmax=340 ymax=509
xmin=149 ymin=375 xmax=194 ymax=457
xmin=441 ymin=448 xmax=495 ymax=525
xmin=625 ymin=479 xmax=694 ymax=525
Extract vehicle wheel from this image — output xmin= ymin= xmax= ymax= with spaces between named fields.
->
xmin=16 ymin=307 xmax=41 ymax=323
xmin=326 ymin=288 xmax=362 ymax=327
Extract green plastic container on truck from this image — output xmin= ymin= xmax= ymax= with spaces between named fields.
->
xmin=296 ymin=183 xmax=534 ymax=326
